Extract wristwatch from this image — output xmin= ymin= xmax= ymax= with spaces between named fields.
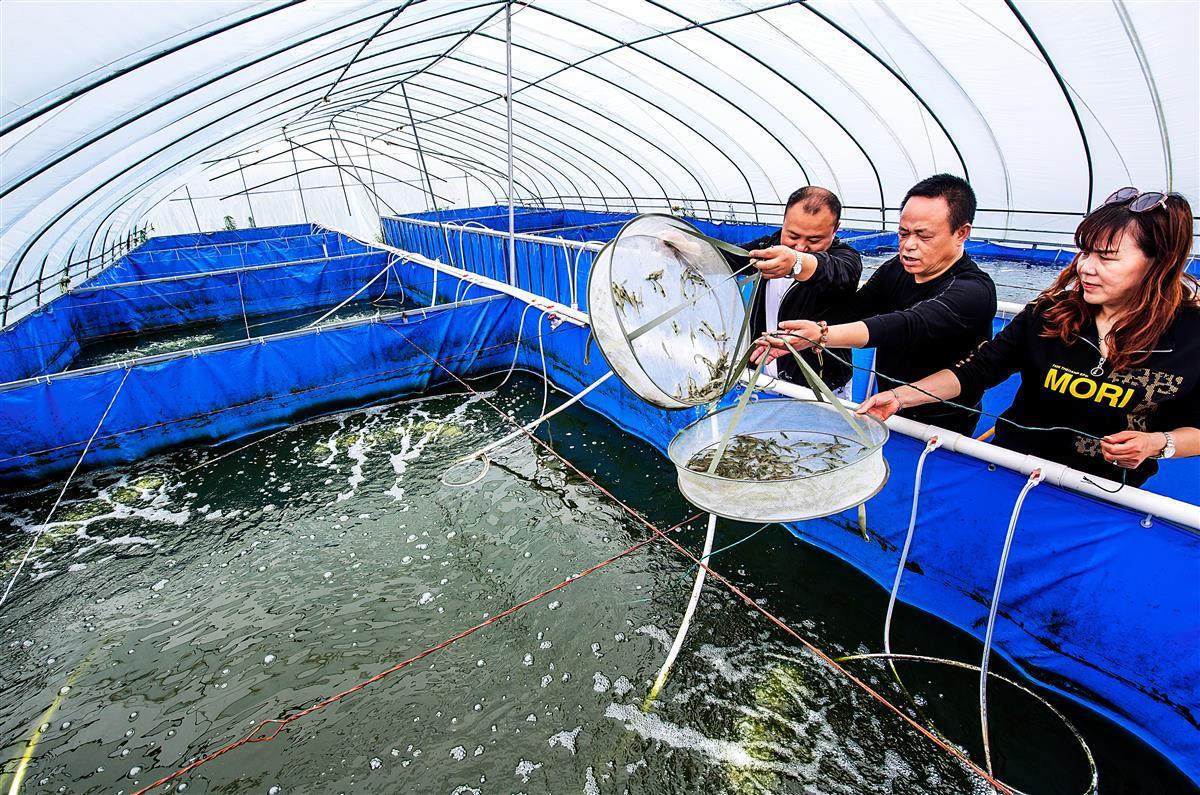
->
xmin=1154 ymin=432 xmax=1176 ymax=459
xmin=791 ymin=251 xmax=806 ymax=280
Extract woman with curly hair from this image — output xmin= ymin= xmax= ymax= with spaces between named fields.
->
xmin=856 ymin=188 xmax=1199 ymax=486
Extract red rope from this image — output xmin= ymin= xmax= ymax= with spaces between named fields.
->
xmin=139 ymin=321 xmax=1010 ymax=793
xmin=385 ymin=325 xmax=1013 ymax=793
xmin=132 ymin=511 xmax=702 ymax=795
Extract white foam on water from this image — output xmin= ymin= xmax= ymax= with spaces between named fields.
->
xmin=696 ymin=643 xmax=752 ymax=683
xmin=547 ymin=725 xmax=582 ymax=755
xmin=635 ymin=624 xmax=672 ymax=650
xmin=514 ymin=759 xmax=542 ymax=783
xmin=449 ymin=745 xmax=466 ymax=761
xmin=584 ymin=765 xmax=600 ymax=795
xmin=592 ymin=672 xmax=610 ymax=693
xmin=336 ymin=436 xmax=367 ymax=501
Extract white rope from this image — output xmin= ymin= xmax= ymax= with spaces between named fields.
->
xmin=980 ymin=468 xmax=1045 ymax=775
xmin=505 ymin=0 xmax=516 ymax=286
xmin=442 ymin=309 xmax=609 ymax=488
xmin=643 ymin=512 xmax=717 ymax=708
xmin=440 ymin=373 xmax=613 ymax=488
xmin=236 ymin=272 xmax=251 ymax=339
xmin=884 ymin=436 xmax=942 ymax=662
xmin=0 ymin=368 xmax=131 ymax=610
xmin=304 ymin=257 xmax=397 ymax=328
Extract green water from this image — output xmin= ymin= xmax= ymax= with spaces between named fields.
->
xmin=0 ymin=377 xmax=1184 ymax=794
xmin=70 ymin=298 xmax=411 ymax=371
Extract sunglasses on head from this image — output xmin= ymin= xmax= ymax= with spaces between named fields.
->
xmin=1102 ymin=186 xmax=1169 ymax=213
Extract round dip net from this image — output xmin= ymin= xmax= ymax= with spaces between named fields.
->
xmin=587 ymin=214 xmax=752 ymax=409
xmin=668 ymin=398 xmax=888 ymax=523
xmin=587 ymin=212 xmax=889 ymax=523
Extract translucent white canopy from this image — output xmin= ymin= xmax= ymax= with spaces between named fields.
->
xmin=2 ymin=0 xmax=1197 ymax=325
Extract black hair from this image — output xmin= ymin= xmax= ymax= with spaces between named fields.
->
xmin=901 ymin=173 xmax=976 ymax=231
xmin=784 ymin=186 xmax=842 ymax=224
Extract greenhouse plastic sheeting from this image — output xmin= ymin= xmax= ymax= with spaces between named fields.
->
xmin=0 ymin=223 xmax=1196 ymax=785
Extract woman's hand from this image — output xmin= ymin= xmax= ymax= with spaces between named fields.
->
xmin=1101 ymin=430 xmax=1166 ymax=469
xmin=856 ymin=390 xmax=902 ymax=422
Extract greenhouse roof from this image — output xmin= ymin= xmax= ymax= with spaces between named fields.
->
xmin=2 ymin=0 xmax=1197 ymax=324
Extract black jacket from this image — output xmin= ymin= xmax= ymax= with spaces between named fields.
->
xmin=952 ymin=298 xmax=1200 ymax=486
xmin=727 ymin=232 xmax=862 ymax=388
xmin=834 ymin=252 xmax=997 ymax=435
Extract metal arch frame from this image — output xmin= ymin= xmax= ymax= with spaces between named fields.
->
xmin=433 ymin=48 xmax=731 ymax=219
xmin=216 ymin=165 xmax=444 ymax=203
xmin=4 ymin=0 xmax=773 ymax=282
xmin=224 ymin=55 xmax=686 ymax=219
xmin=313 ymin=47 xmax=717 ymax=216
xmin=1005 ymin=0 xmax=1095 ymax=212
xmin=329 ymin=4 xmax=509 ymax=122
xmin=357 ymin=93 xmax=621 ymax=210
xmin=271 ymin=136 xmax=403 ymax=216
xmin=216 ymin=117 xmax=518 ymax=208
xmin=329 ymin=100 xmax=589 ymax=209
xmin=394 ymin=79 xmax=669 ymax=211
xmin=0 ymin=20 xmax=503 ymax=202
xmin=795 ymin=2 xmax=971 ymax=187
xmin=642 ymin=0 xmax=883 ymax=220
xmin=236 ymin=122 xmax=515 ymax=207
xmin=291 ymin=4 xmax=415 ymax=128
xmin=207 ymin=128 xmax=433 ymax=183
xmin=276 ymin=112 xmax=551 ymax=208
xmin=492 ymin=4 xmax=806 ymax=221
xmin=3 ymin=21 xmax=529 ymax=287
xmin=1111 ymin=0 xmax=1172 ymax=191
xmin=865 ymin=2 xmax=1016 ymax=229
xmin=0 ymin=0 xmax=307 ymax=137
xmin=327 ymin=85 xmax=631 ymax=210
xmin=405 ymin=0 xmax=792 ymax=131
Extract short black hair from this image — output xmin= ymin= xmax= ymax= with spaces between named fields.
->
xmin=901 ymin=173 xmax=976 ymax=231
xmin=784 ymin=186 xmax=841 ymax=224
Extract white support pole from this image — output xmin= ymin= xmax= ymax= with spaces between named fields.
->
xmin=505 ymin=0 xmax=516 ymax=287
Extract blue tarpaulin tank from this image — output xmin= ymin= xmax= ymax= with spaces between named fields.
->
xmin=1 ymin=217 xmax=1196 ymax=786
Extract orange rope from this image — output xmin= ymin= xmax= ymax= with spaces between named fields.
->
xmin=385 ymin=324 xmax=1013 ymax=793
xmin=131 ymin=511 xmax=702 ymax=795
xmin=139 ymin=323 xmax=1012 ymax=794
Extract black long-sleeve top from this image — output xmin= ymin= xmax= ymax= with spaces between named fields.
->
xmin=951 ymin=298 xmax=1200 ymax=486
xmin=727 ymin=231 xmax=862 ymax=388
xmin=833 ymin=252 xmax=997 ymax=435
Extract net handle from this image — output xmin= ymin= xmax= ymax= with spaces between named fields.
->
xmin=777 ymin=337 xmax=874 ymax=447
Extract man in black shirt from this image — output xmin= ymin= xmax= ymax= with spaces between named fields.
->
xmin=730 ymin=186 xmax=862 ymax=393
xmin=753 ymin=174 xmax=997 ymax=435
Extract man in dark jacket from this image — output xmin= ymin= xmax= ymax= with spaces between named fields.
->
xmin=753 ymin=174 xmax=997 ymax=435
xmin=732 ymin=186 xmax=862 ymax=394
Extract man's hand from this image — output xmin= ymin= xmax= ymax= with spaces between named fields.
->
xmin=1101 ymin=430 xmax=1166 ymax=469
xmin=750 ymin=327 xmax=813 ymax=366
xmin=747 ymin=245 xmax=798 ymax=279
xmin=776 ymin=319 xmax=822 ymax=347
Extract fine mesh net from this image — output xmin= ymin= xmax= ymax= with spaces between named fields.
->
xmin=668 ymin=399 xmax=889 ymax=523
xmin=587 ymin=214 xmax=751 ymax=409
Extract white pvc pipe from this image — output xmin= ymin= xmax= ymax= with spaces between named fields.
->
xmin=345 ymin=225 xmax=1198 ymax=530
xmin=643 ymin=512 xmax=717 ymax=708
xmin=755 ymin=376 xmax=1199 ymax=531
